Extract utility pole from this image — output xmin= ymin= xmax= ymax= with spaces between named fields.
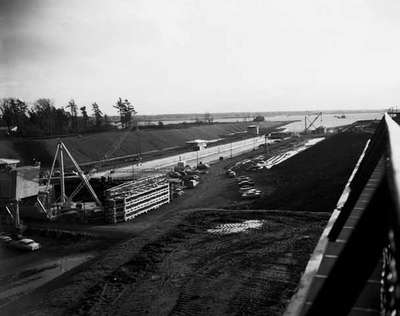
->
xmin=264 ymin=134 xmax=269 ymax=154
xmin=15 ymin=200 xmax=20 ymax=228
xmin=60 ymin=146 xmax=65 ymax=204
xmin=304 ymin=116 xmax=307 ymax=133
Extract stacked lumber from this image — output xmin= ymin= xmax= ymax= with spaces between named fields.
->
xmin=104 ymin=176 xmax=170 ymax=224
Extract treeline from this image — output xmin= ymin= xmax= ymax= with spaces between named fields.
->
xmin=0 ymin=97 xmax=137 ymax=137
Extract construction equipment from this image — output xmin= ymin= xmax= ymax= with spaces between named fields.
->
xmin=42 ymin=140 xmax=103 ymax=218
xmin=304 ymin=112 xmax=323 ymax=133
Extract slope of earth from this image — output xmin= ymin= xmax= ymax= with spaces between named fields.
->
xmin=0 ymin=121 xmax=286 ymax=167
xmin=248 ymin=132 xmax=370 ymax=212
xmin=154 ymin=132 xmax=370 ymax=214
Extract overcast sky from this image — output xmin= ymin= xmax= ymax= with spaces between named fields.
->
xmin=0 ymin=0 xmax=399 ymax=115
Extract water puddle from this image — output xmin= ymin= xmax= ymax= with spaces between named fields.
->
xmin=207 ymin=220 xmax=264 ymax=235
xmin=0 ymin=253 xmax=94 ymax=307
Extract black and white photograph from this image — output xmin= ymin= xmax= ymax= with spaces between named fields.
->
xmin=0 ymin=0 xmax=399 ymax=315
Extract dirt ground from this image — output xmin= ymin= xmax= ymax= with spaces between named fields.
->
xmin=4 ymin=209 xmax=328 ymax=316
xmin=0 ymin=132 xmax=369 ymax=316
xmin=68 ymin=210 xmax=328 ymax=316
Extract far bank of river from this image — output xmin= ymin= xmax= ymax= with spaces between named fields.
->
xmin=139 ymin=111 xmax=383 ymax=129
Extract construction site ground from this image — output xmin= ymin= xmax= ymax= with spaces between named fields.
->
xmin=28 ymin=136 xmax=320 ymax=238
xmin=1 ymin=132 xmax=369 ymax=316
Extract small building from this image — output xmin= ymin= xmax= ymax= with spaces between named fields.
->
xmin=186 ymin=139 xmax=208 ymax=151
xmin=247 ymin=125 xmax=259 ymax=135
xmin=0 ymin=161 xmax=40 ymax=200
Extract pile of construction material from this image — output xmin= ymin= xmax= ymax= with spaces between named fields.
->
xmin=232 ymin=138 xmax=325 ymax=171
xmin=104 ymin=175 xmax=170 ymax=224
xmin=167 ymin=162 xmax=210 ymax=198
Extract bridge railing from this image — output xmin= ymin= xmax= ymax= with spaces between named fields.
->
xmin=286 ymin=113 xmax=400 ymax=316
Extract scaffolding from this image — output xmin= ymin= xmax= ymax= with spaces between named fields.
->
xmin=304 ymin=112 xmax=323 ymax=133
xmin=41 ymin=140 xmax=103 ymax=219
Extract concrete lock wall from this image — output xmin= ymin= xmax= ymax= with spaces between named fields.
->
xmin=93 ymin=135 xmax=267 ymax=179
xmin=138 ymin=136 xmax=266 ymax=170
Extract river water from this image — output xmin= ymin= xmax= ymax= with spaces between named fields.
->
xmin=278 ymin=112 xmax=383 ymax=132
xmin=139 ymin=111 xmax=384 ymax=130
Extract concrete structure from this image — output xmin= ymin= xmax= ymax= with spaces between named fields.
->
xmin=0 ymin=162 xmax=40 ymax=232
xmin=0 ymin=165 xmax=40 ymax=200
xmin=93 ymin=135 xmax=270 ymax=180
xmin=247 ymin=125 xmax=259 ymax=135
xmin=186 ymin=139 xmax=209 ymax=151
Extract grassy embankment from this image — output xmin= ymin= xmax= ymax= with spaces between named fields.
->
xmin=250 ymin=132 xmax=370 ymax=212
xmin=0 ymin=121 xmax=287 ymax=167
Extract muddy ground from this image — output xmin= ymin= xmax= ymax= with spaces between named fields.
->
xmin=69 ymin=210 xmax=328 ymax=316
xmin=4 ymin=209 xmax=328 ymax=316
xmin=0 ymin=132 xmax=370 ymax=316
xmin=0 ymin=233 xmax=114 ymax=309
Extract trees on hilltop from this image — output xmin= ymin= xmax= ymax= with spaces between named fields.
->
xmin=114 ymin=98 xmax=137 ymax=129
xmin=0 ymin=98 xmax=114 ymax=137
xmin=0 ymin=98 xmax=28 ymax=134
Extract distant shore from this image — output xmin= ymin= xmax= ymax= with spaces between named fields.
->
xmin=135 ymin=109 xmax=384 ymax=123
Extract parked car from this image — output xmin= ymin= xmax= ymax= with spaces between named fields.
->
xmin=239 ymin=185 xmax=253 ymax=193
xmin=246 ymin=188 xmax=261 ymax=194
xmin=241 ymin=189 xmax=261 ymax=199
xmin=236 ymin=176 xmax=251 ymax=182
xmin=0 ymin=234 xmax=12 ymax=243
xmin=8 ymin=238 xmax=40 ymax=251
xmin=238 ymin=180 xmax=255 ymax=187
xmin=227 ymin=170 xmax=236 ymax=178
